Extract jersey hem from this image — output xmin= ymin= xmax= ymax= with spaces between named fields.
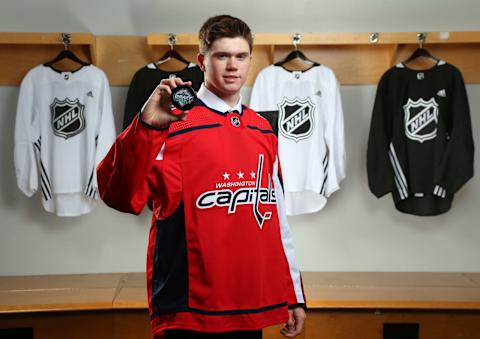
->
xmin=151 ymin=312 xmax=288 ymax=335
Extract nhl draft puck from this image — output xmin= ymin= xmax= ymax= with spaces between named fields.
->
xmin=171 ymin=85 xmax=197 ymax=111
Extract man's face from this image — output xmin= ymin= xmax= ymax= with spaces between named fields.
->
xmin=198 ymin=37 xmax=251 ymax=101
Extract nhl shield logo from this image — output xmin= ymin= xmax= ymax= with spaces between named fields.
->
xmin=278 ymin=97 xmax=315 ymax=142
xmin=403 ymin=98 xmax=439 ymax=143
xmin=50 ymin=98 xmax=86 ymax=139
xmin=231 ymin=116 xmax=241 ymax=127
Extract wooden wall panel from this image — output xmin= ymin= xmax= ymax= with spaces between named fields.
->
xmin=1 ymin=32 xmax=480 ymax=86
xmin=305 ymin=310 xmax=480 ymax=339
xmin=95 ymin=36 xmax=151 ymax=86
xmin=0 ymin=44 xmax=91 ymax=85
xmin=1 ymin=309 xmax=480 ymax=339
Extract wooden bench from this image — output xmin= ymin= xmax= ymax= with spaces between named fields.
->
xmin=1 ymin=272 xmax=480 ymax=338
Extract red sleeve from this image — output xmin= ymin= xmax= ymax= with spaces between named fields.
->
xmin=96 ymin=115 xmax=169 ymax=214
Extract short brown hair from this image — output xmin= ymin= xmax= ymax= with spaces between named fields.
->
xmin=199 ymin=15 xmax=253 ymax=54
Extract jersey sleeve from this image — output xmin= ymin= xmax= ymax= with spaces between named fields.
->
xmin=96 ymin=115 xmax=168 ymax=214
xmin=323 ymin=73 xmax=346 ymax=197
xmin=14 ymin=71 xmax=39 ymax=197
xmin=272 ymin=155 xmax=306 ymax=309
xmin=367 ymin=72 xmax=395 ymax=198
xmin=434 ymin=68 xmax=474 ymax=195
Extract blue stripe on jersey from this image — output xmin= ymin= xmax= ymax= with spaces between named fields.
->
xmin=246 ymin=125 xmax=275 ymax=135
xmin=168 ymin=124 xmax=222 ymax=138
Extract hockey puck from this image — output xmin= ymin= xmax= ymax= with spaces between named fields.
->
xmin=171 ymin=85 xmax=197 ymax=111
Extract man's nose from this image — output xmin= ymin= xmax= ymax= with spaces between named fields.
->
xmin=226 ymin=57 xmax=238 ymax=69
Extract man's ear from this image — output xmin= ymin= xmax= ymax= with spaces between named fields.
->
xmin=197 ymin=53 xmax=206 ymax=72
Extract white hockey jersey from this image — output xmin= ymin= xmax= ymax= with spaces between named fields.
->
xmin=250 ymin=65 xmax=346 ymax=215
xmin=14 ymin=65 xmax=116 ymax=216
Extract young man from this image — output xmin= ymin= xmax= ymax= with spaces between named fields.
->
xmin=97 ymin=15 xmax=306 ymax=339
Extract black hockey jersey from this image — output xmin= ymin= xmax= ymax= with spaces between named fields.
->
xmin=122 ymin=63 xmax=203 ymax=130
xmin=367 ymin=61 xmax=474 ymax=216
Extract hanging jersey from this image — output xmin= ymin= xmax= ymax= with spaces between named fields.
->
xmin=97 ymin=99 xmax=306 ymax=335
xmin=367 ymin=61 xmax=474 ymax=216
xmin=14 ymin=65 xmax=116 ymax=216
xmin=250 ymin=64 xmax=346 ymax=215
xmin=122 ymin=63 xmax=204 ymax=130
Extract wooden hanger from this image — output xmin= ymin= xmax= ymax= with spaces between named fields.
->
xmin=274 ymin=33 xmax=319 ymax=70
xmin=44 ymin=33 xmax=90 ymax=69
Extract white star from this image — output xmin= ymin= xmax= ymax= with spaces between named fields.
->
xmin=237 ymin=171 xmax=244 ymax=179
xmin=250 ymin=171 xmax=256 ymax=179
xmin=222 ymin=172 xmax=230 ymax=180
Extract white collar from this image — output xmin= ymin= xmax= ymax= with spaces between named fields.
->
xmin=197 ymin=83 xmax=243 ymax=113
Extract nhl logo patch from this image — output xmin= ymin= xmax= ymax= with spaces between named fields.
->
xmin=231 ymin=116 xmax=241 ymax=127
xmin=50 ymin=98 xmax=86 ymax=139
xmin=278 ymin=97 xmax=315 ymax=142
xmin=403 ymin=97 xmax=439 ymax=143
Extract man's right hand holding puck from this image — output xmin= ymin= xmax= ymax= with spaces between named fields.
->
xmin=141 ymin=77 xmax=192 ymax=129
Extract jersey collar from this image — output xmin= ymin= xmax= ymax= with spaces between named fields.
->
xmin=197 ymin=83 xmax=243 ymax=114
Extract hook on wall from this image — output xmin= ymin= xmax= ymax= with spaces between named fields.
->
xmin=292 ymin=33 xmax=301 ymax=50
xmin=417 ymin=32 xmax=427 ymax=48
xmin=369 ymin=32 xmax=379 ymax=44
xmin=61 ymin=33 xmax=71 ymax=50
xmin=168 ymin=33 xmax=177 ymax=50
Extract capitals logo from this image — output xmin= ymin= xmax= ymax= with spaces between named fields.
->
xmin=196 ymin=154 xmax=276 ymax=229
xmin=278 ymin=97 xmax=315 ymax=142
xmin=403 ymin=98 xmax=439 ymax=143
xmin=50 ymin=98 xmax=85 ymax=139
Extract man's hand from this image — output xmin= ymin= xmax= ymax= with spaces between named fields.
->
xmin=280 ymin=307 xmax=306 ymax=338
xmin=141 ymin=77 xmax=192 ymax=128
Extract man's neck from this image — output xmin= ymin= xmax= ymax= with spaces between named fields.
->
xmin=204 ymin=82 xmax=240 ymax=108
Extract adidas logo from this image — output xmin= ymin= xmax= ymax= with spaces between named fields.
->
xmin=87 ymin=91 xmax=94 ymax=98
xmin=437 ymin=89 xmax=447 ymax=97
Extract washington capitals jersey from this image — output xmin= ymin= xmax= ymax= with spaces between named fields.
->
xmin=14 ymin=65 xmax=116 ymax=216
xmin=97 ymin=94 xmax=305 ymax=334
xmin=367 ymin=61 xmax=474 ymax=216
xmin=250 ymin=64 xmax=346 ymax=215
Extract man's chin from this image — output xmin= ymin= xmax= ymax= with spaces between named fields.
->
xmin=222 ymin=83 xmax=242 ymax=93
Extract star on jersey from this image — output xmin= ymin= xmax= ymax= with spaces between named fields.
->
xmin=222 ymin=171 xmax=256 ymax=180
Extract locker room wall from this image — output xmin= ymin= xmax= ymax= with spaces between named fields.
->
xmin=0 ymin=0 xmax=479 ymax=276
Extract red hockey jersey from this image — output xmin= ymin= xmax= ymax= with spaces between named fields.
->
xmin=97 ymin=85 xmax=305 ymax=335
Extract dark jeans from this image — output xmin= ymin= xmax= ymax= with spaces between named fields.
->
xmin=164 ymin=329 xmax=262 ymax=339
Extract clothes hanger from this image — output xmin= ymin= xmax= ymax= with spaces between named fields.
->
xmin=274 ymin=33 xmax=319 ymax=68
xmin=403 ymin=32 xmax=439 ymax=65
xmin=44 ymin=33 xmax=90 ymax=69
xmin=155 ymin=33 xmax=191 ymax=66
